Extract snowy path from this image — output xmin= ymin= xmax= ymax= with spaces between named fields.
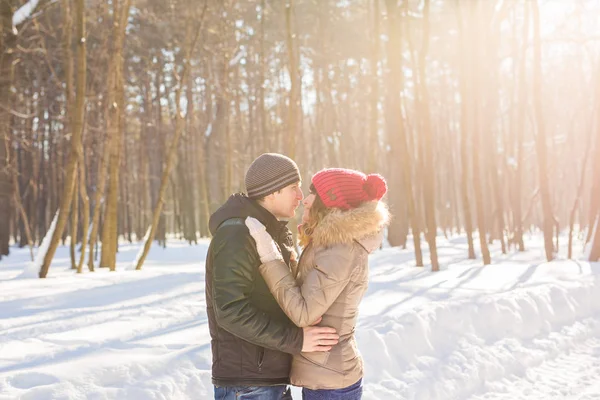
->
xmin=468 ymin=321 xmax=600 ymax=400
xmin=1 ymin=236 xmax=599 ymax=399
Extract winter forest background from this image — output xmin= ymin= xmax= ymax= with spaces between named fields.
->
xmin=1 ymin=0 xmax=600 ymax=278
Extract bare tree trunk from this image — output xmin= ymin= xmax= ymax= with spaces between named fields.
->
xmin=512 ymin=1 xmax=528 ymax=252
xmin=121 ymin=128 xmax=132 ymax=243
xmin=224 ymin=102 xmax=232 ymax=199
xmin=100 ymin=0 xmax=131 ymax=271
xmin=259 ymin=0 xmax=268 ymax=152
xmin=285 ymin=0 xmax=297 ymax=160
xmin=587 ymin=105 xmax=600 ymax=259
xmin=418 ymin=0 xmax=439 ymax=271
xmin=0 ymin=2 xmax=16 ymax=259
xmin=587 ymin=125 xmax=600 ymax=245
xmin=87 ymin=37 xmax=112 ymax=272
xmin=11 ymin=157 xmax=34 ymax=261
xmin=77 ymin=155 xmax=89 ymax=273
xmin=456 ymin=1 xmax=475 ymax=259
xmin=88 ymin=136 xmax=109 ymax=271
xmin=136 ymin=3 xmax=207 ymax=270
xmin=367 ymin=0 xmax=380 ymax=173
xmin=183 ymin=75 xmax=197 ymax=243
xmin=197 ymin=131 xmax=210 ymax=237
xmin=39 ymin=0 xmax=87 ymax=278
xmin=568 ymin=106 xmax=594 ymax=259
xmin=590 ymin=215 xmax=600 ymax=261
xmin=285 ymin=0 xmax=300 ymax=246
xmin=385 ymin=0 xmax=422 ymax=265
xmin=490 ymin=151 xmax=507 ymax=254
xmin=466 ymin=0 xmax=491 ymax=265
xmin=69 ymin=169 xmax=79 ymax=269
xmin=62 ymin=0 xmax=74 ymax=129
xmin=7 ymin=116 xmax=34 ymax=259
xmin=531 ymin=0 xmax=555 ymax=262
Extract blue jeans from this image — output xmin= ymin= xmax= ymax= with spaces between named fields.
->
xmin=214 ymin=385 xmax=292 ymax=400
xmin=302 ymin=379 xmax=362 ymax=400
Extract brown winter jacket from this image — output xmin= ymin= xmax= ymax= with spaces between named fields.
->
xmin=258 ymin=200 xmax=390 ymax=390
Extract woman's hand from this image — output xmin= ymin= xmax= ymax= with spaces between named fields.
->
xmin=245 ymin=217 xmax=284 ymax=263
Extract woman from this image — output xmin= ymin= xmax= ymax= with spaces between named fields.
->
xmin=245 ymin=168 xmax=390 ymax=399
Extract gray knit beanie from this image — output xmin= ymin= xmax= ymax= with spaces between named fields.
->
xmin=245 ymin=153 xmax=301 ymax=199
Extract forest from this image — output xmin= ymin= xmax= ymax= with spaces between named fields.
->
xmin=1 ymin=0 xmax=599 ymax=278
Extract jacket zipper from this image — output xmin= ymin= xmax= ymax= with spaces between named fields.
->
xmin=294 ymin=242 xmax=311 ymax=280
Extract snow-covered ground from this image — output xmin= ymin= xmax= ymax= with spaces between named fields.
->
xmin=1 ymin=234 xmax=599 ymax=399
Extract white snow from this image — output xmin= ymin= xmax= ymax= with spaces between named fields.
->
xmin=204 ymin=122 xmax=212 ymax=137
xmin=1 ymin=233 xmax=599 ymax=399
xmin=584 ymin=215 xmax=599 ymax=260
xmin=12 ymin=0 xmax=40 ymax=27
xmin=228 ymin=48 xmax=246 ymax=67
xmin=18 ymin=209 xmax=59 ymax=279
xmin=129 ymin=225 xmax=152 ymax=270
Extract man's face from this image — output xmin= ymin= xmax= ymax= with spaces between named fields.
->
xmin=266 ymin=182 xmax=304 ymax=220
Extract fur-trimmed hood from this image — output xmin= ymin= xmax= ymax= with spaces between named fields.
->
xmin=310 ymin=201 xmax=390 ymax=250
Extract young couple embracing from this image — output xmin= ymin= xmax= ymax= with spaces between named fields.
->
xmin=206 ymin=153 xmax=389 ymax=400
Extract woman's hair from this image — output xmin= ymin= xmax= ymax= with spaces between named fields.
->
xmin=298 ymin=184 xmax=331 ymax=247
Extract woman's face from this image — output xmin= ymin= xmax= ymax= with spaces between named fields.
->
xmin=302 ymin=193 xmax=316 ymax=224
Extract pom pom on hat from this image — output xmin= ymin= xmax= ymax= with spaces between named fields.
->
xmin=364 ymin=174 xmax=387 ymax=201
xmin=311 ymin=168 xmax=387 ymax=210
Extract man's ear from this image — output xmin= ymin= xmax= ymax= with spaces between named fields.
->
xmin=260 ymin=192 xmax=274 ymax=207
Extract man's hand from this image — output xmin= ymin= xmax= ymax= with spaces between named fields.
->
xmin=302 ymin=318 xmax=339 ymax=352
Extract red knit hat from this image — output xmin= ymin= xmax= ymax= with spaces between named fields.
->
xmin=311 ymin=168 xmax=387 ymax=210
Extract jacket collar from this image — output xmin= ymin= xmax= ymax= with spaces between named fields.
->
xmin=209 ymin=193 xmax=288 ymax=239
xmin=310 ymin=201 xmax=389 ymax=250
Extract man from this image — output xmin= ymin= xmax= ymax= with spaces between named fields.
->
xmin=206 ymin=153 xmax=339 ymax=400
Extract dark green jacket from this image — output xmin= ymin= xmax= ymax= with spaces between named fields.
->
xmin=206 ymin=194 xmax=303 ymax=387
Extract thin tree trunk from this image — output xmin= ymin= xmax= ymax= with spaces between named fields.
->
xmin=367 ymin=0 xmax=380 ymax=173
xmin=468 ymin=0 xmax=491 ymax=265
xmin=568 ymin=113 xmax=594 ymax=259
xmin=224 ymin=98 xmax=232 ymax=200
xmin=490 ymin=153 xmax=507 ymax=254
xmin=136 ymin=3 xmax=207 ymax=270
xmin=39 ymin=0 xmax=87 ymax=278
xmin=70 ymin=169 xmax=79 ymax=269
xmin=285 ymin=0 xmax=297 ymax=159
xmin=0 ymin=2 xmax=16 ymax=258
xmin=198 ymin=132 xmax=210 ymax=237
xmin=100 ymin=0 xmax=131 ymax=271
xmin=259 ymin=0 xmax=268 ymax=152
xmin=418 ymin=0 xmax=439 ymax=271
xmin=88 ymin=135 xmax=109 ymax=271
xmin=512 ymin=0 xmax=528 ymax=252
xmin=385 ymin=0 xmax=422 ymax=265
xmin=7 ymin=113 xmax=34 ymax=259
xmin=285 ymin=0 xmax=300 ymax=246
xmin=456 ymin=1 xmax=475 ymax=259
xmin=473 ymin=3 xmax=492 ymax=262
xmin=11 ymin=160 xmax=34 ymax=261
xmin=77 ymin=155 xmax=89 ymax=273
xmin=184 ymin=75 xmax=197 ymax=243
xmin=531 ymin=0 xmax=555 ymax=262
xmin=590 ymin=214 xmax=600 ymax=261
xmin=587 ymin=128 xmax=600 ymax=245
